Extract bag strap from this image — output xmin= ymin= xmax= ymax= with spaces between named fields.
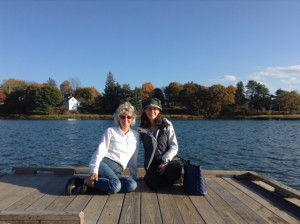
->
xmin=176 ymin=155 xmax=191 ymax=165
xmin=137 ymin=127 xmax=158 ymax=170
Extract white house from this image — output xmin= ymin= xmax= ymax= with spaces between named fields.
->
xmin=62 ymin=97 xmax=80 ymax=111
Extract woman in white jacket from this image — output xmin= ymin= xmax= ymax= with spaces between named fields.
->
xmin=65 ymin=102 xmax=140 ymax=195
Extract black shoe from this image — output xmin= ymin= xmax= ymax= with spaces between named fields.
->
xmin=65 ymin=177 xmax=85 ymax=195
xmin=80 ymin=184 xmax=88 ymax=194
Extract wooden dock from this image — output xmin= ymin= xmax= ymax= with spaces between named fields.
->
xmin=0 ymin=167 xmax=299 ymax=224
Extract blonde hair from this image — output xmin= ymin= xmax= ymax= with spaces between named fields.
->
xmin=113 ymin=102 xmax=137 ymax=126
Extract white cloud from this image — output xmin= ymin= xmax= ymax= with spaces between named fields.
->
xmin=210 ymin=75 xmax=237 ymax=86
xmin=261 ymin=65 xmax=300 ymax=78
xmin=249 ymin=65 xmax=300 ymax=93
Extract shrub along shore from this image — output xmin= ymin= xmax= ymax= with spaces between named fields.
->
xmin=1 ymin=114 xmax=300 ymax=120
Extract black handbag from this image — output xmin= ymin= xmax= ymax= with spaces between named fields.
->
xmin=178 ymin=156 xmax=208 ymax=196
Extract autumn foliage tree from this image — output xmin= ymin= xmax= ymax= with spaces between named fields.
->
xmin=0 ymin=90 xmax=7 ymax=103
xmin=60 ymin=80 xmax=73 ymax=98
xmin=165 ymin=82 xmax=183 ymax=106
xmin=141 ymin=82 xmax=155 ymax=100
xmin=1 ymin=75 xmax=300 ymax=116
xmin=205 ymin=85 xmax=236 ymax=117
xmin=179 ymin=82 xmax=207 ymax=115
xmin=74 ymin=87 xmax=100 ymax=107
xmin=1 ymin=79 xmax=28 ymax=94
xmin=279 ymin=91 xmax=300 ymax=113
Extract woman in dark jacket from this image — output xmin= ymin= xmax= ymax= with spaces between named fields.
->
xmin=138 ymin=98 xmax=182 ymax=190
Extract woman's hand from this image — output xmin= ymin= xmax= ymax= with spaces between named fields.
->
xmin=88 ymin=173 xmax=99 ymax=188
xmin=157 ymin=163 xmax=167 ymax=176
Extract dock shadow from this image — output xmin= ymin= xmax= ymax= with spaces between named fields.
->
xmin=0 ymin=172 xmax=76 ymax=196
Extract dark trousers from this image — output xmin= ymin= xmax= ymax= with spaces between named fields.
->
xmin=144 ymin=160 xmax=182 ymax=190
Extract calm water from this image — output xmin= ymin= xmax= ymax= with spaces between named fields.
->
xmin=0 ymin=119 xmax=299 ymax=190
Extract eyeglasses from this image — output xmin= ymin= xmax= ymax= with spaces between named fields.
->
xmin=120 ymin=115 xmax=133 ymax=120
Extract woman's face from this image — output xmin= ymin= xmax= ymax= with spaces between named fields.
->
xmin=119 ymin=113 xmax=133 ymax=133
xmin=145 ymin=107 xmax=160 ymax=121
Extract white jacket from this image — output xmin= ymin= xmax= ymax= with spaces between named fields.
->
xmin=89 ymin=126 xmax=140 ymax=179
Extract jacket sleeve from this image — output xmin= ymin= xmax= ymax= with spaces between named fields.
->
xmin=161 ymin=119 xmax=178 ymax=163
xmin=89 ymin=128 xmax=111 ymax=174
xmin=127 ymin=136 xmax=139 ymax=179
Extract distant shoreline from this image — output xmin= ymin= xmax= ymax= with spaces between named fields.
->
xmin=1 ymin=114 xmax=300 ymax=120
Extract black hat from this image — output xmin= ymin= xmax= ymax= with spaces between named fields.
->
xmin=143 ymin=98 xmax=162 ymax=111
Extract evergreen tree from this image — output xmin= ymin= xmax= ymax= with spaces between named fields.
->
xmin=235 ymin=81 xmax=246 ymax=105
xmin=151 ymin=88 xmax=166 ymax=105
xmin=131 ymin=87 xmax=143 ymax=113
xmin=246 ymin=80 xmax=271 ymax=111
xmin=46 ymin=77 xmax=57 ymax=88
xmin=4 ymin=89 xmax=26 ymax=114
xmin=101 ymin=72 xmax=122 ymax=113
xmin=25 ymin=84 xmax=63 ymax=115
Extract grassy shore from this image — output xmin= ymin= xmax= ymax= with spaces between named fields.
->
xmin=1 ymin=113 xmax=300 ymax=120
xmin=240 ymin=114 xmax=300 ymax=120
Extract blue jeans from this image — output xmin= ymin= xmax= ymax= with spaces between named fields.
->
xmin=93 ymin=157 xmax=137 ymax=194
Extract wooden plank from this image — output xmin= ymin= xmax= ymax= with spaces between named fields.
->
xmin=13 ymin=167 xmax=90 ymax=175
xmin=189 ymin=195 xmax=226 ymax=224
xmin=65 ymin=194 xmax=93 ymax=213
xmin=0 ymin=173 xmax=28 ymax=190
xmin=45 ymin=194 xmax=77 ymax=212
xmin=124 ymin=168 xmax=146 ymax=177
xmin=209 ymin=178 xmax=270 ymax=223
xmin=166 ymin=182 xmax=207 ymax=223
xmin=0 ymin=175 xmax=42 ymax=210
xmin=248 ymin=171 xmax=300 ymax=199
xmin=0 ymin=174 xmax=55 ymax=210
xmin=218 ymin=177 xmax=287 ymax=224
xmin=13 ymin=167 xmax=251 ymax=178
xmin=172 ymin=186 xmax=206 ymax=224
xmin=1 ymin=169 xmax=299 ymax=224
xmin=140 ymin=180 xmax=162 ymax=224
xmin=227 ymin=178 xmax=300 ymax=224
xmin=205 ymin=178 xmax=248 ymax=224
xmin=7 ymin=175 xmax=67 ymax=210
xmin=157 ymin=186 xmax=185 ymax=224
xmin=82 ymin=194 xmax=109 ymax=224
xmin=119 ymin=180 xmax=141 ymax=224
xmin=25 ymin=175 xmax=69 ymax=211
xmin=285 ymin=197 xmax=300 ymax=207
xmin=204 ymin=170 xmax=250 ymax=178
xmin=97 ymin=193 xmax=125 ymax=224
xmin=0 ymin=210 xmax=83 ymax=223
xmin=233 ymin=178 xmax=300 ymax=222
xmin=0 ymin=174 xmax=36 ymax=198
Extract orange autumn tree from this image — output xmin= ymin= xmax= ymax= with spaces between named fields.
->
xmin=74 ymin=87 xmax=100 ymax=107
xmin=141 ymin=82 xmax=155 ymax=100
xmin=0 ymin=90 xmax=7 ymax=103
xmin=1 ymin=79 xmax=28 ymax=94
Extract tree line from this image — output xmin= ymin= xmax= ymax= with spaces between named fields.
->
xmin=1 ymin=72 xmax=300 ymax=118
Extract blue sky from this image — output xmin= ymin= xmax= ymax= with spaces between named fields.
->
xmin=1 ymin=0 xmax=300 ymax=94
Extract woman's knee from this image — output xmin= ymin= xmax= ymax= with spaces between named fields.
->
xmin=109 ymin=179 xmax=122 ymax=194
xmin=127 ymin=179 xmax=137 ymax=192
